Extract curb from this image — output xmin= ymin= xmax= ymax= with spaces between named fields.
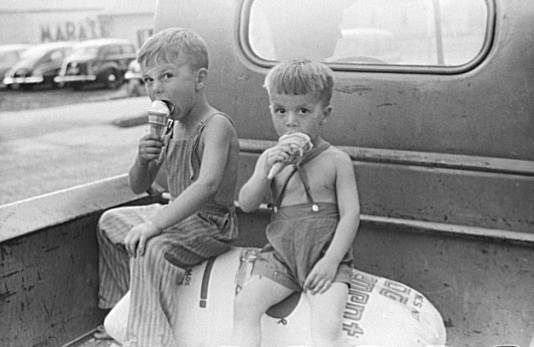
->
xmin=112 ymin=112 xmax=147 ymax=127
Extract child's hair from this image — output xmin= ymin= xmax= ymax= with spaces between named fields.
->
xmin=264 ymin=58 xmax=334 ymax=105
xmin=137 ymin=27 xmax=209 ymax=71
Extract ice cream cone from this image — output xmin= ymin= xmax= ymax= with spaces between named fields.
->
xmin=267 ymin=132 xmax=313 ymax=179
xmin=148 ymin=100 xmax=170 ymax=137
xmin=148 ymin=100 xmax=170 ymax=164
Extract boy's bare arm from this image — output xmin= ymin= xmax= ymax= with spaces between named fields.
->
xmin=323 ymin=151 xmax=360 ymax=263
xmin=150 ymin=116 xmax=235 ymax=229
xmin=129 ymin=134 xmax=164 ymax=194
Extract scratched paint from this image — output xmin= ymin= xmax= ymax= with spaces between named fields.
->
xmin=0 ymin=215 xmax=103 ymax=347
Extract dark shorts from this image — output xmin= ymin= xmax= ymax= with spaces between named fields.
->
xmin=252 ymin=251 xmax=353 ymax=291
xmin=251 ymin=203 xmax=353 ymax=291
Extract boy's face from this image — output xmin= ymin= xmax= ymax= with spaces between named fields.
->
xmin=141 ymin=58 xmax=199 ymax=121
xmin=269 ymin=92 xmax=331 ymax=140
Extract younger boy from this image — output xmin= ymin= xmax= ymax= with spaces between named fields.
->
xmin=97 ymin=27 xmax=239 ymax=346
xmin=230 ymin=59 xmax=360 ymax=347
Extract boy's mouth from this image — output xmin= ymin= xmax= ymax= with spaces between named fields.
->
xmin=161 ymin=100 xmax=176 ymax=115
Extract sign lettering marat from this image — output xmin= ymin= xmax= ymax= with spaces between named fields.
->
xmin=39 ymin=18 xmax=111 ymax=42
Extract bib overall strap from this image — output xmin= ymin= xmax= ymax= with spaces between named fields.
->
xmin=189 ymin=112 xmax=231 ymax=180
xmin=273 ymin=167 xmax=298 ymax=210
xmin=157 ymin=119 xmax=175 ymax=166
xmin=295 ymin=166 xmax=318 ymax=212
xmin=272 ymin=141 xmax=330 ymax=212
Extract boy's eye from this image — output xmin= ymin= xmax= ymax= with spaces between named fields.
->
xmin=273 ymin=107 xmax=286 ymax=114
xmin=298 ymin=108 xmax=310 ymax=114
xmin=162 ymin=73 xmax=173 ymax=80
xmin=143 ymin=77 xmax=153 ymax=84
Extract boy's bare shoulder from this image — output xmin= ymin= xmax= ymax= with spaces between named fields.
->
xmin=209 ymin=112 xmax=235 ymax=127
xmin=323 ymin=145 xmax=351 ymax=164
xmin=204 ymin=112 xmax=237 ymax=136
xmin=308 ymin=146 xmax=351 ymax=176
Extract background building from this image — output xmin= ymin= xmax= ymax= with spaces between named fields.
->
xmin=0 ymin=0 xmax=154 ymax=48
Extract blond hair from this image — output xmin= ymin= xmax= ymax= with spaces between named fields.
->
xmin=264 ymin=58 xmax=334 ymax=105
xmin=137 ymin=27 xmax=208 ymax=71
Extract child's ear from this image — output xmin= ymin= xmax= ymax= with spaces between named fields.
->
xmin=195 ymin=68 xmax=208 ymax=90
xmin=320 ymin=105 xmax=333 ymax=125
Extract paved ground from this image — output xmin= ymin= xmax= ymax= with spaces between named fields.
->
xmin=0 ymin=83 xmax=131 ymax=112
xmin=0 ymin=87 xmax=151 ymax=205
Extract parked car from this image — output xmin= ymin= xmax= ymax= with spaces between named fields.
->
xmin=55 ymin=38 xmax=137 ymax=90
xmin=124 ymin=59 xmax=146 ymax=96
xmin=2 ymin=41 xmax=75 ymax=90
xmin=0 ymin=44 xmax=32 ymax=88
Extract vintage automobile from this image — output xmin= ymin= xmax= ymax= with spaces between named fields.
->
xmin=0 ymin=44 xmax=32 ymax=88
xmin=54 ymin=38 xmax=137 ymax=90
xmin=1 ymin=0 xmax=533 ymax=346
xmin=2 ymin=41 xmax=75 ymax=90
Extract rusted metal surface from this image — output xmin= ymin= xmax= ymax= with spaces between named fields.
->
xmin=354 ymin=222 xmax=534 ymax=347
xmin=0 ymin=214 xmax=104 ymax=347
xmin=0 ymin=177 xmax=160 ymax=347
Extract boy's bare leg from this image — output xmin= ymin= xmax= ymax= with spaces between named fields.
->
xmin=307 ymin=282 xmax=348 ymax=347
xmin=230 ymin=276 xmax=294 ymax=347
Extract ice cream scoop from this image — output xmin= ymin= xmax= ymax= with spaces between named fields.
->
xmin=148 ymin=100 xmax=170 ymax=137
xmin=267 ymin=132 xmax=313 ymax=179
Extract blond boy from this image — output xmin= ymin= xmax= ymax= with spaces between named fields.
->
xmin=97 ymin=27 xmax=239 ymax=346
xmin=231 ymin=59 xmax=360 ymax=347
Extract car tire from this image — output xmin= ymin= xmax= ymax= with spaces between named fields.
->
xmin=41 ymin=74 xmax=59 ymax=89
xmin=72 ymin=82 xmax=84 ymax=91
xmin=104 ymin=69 xmax=122 ymax=89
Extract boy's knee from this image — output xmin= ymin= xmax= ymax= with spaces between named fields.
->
xmin=97 ymin=209 xmax=117 ymax=233
xmin=99 ymin=209 xmax=114 ymax=224
xmin=96 ymin=210 xmax=118 ymax=242
xmin=141 ymin=238 xmax=174 ymax=267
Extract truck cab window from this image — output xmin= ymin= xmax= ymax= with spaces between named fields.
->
xmin=246 ymin=0 xmax=490 ymax=69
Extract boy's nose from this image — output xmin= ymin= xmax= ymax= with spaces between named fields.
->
xmin=151 ymin=79 xmax=164 ymax=95
xmin=286 ymin=113 xmax=298 ymax=127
